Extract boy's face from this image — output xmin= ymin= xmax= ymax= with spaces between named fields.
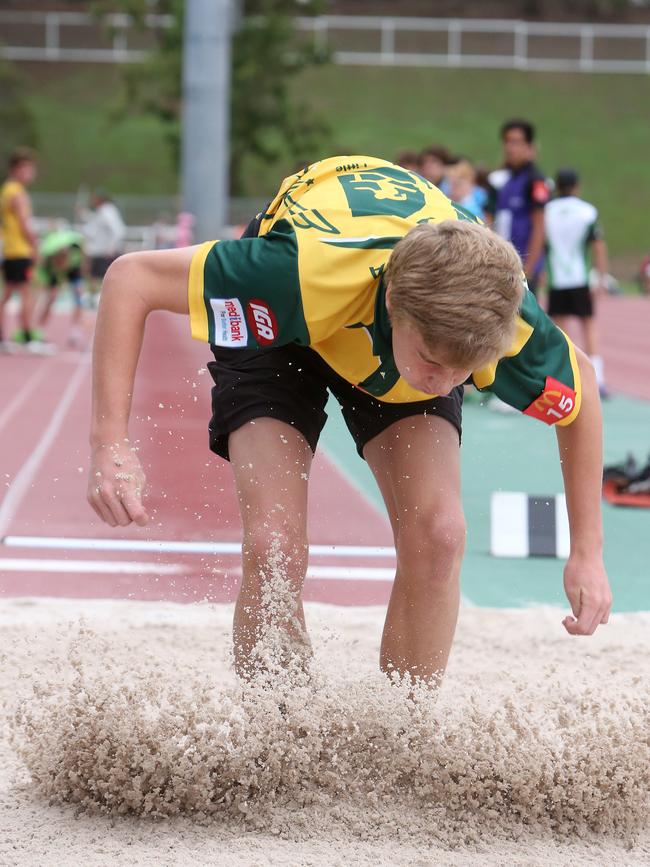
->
xmin=15 ymin=160 xmax=37 ymax=185
xmin=502 ymin=128 xmax=534 ymax=169
xmin=419 ymin=155 xmax=446 ymax=186
xmin=391 ymin=320 xmax=472 ymax=396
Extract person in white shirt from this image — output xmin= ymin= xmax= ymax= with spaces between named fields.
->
xmin=80 ymin=189 xmax=126 ymax=289
xmin=544 ymin=169 xmax=609 ymax=397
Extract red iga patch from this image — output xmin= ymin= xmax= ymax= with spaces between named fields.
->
xmin=246 ymin=299 xmax=277 ymax=346
xmin=523 ymin=376 xmax=576 ymax=425
xmin=531 ymin=179 xmax=550 ymax=205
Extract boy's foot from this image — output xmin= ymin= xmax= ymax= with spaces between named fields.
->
xmin=0 ymin=340 xmax=19 ymax=354
xmin=25 ymin=340 xmax=57 ymax=356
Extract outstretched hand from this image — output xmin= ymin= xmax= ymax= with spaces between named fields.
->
xmin=88 ymin=439 xmax=148 ymax=527
xmin=562 ymin=554 xmax=612 ymax=636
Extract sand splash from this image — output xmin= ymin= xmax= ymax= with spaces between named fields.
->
xmin=9 ymin=579 xmax=650 ymax=849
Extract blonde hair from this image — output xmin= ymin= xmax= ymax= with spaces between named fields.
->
xmin=447 ymin=158 xmax=477 ymax=186
xmin=386 ymin=221 xmax=524 ymax=368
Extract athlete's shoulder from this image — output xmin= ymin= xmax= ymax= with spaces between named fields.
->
xmin=487 ymin=168 xmax=511 ymax=190
xmin=528 ymin=162 xmax=548 ymax=181
xmin=1 ymin=179 xmax=23 ymax=197
xmin=527 ymin=164 xmax=551 ymax=205
xmin=575 ymin=197 xmax=598 ymax=220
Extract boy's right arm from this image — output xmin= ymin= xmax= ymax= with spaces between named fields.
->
xmin=88 ymin=246 xmax=197 ymax=527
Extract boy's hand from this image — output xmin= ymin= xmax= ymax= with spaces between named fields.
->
xmin=562 ymin=554 xmax=612 ymax=635
xmin=88 ymin=439 xmax=148 ymax=527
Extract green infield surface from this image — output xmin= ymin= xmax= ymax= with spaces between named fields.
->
xmin=320 ymin=392 xmax=650 ymax=612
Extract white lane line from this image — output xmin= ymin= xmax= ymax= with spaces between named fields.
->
xmin=0 ymin=357 xmax=90 ymax=537
xmin=0 ymin=559 xmax=392 ymax=581
xmin=0 ymin=556 xmax=472 ymax=594
xmin=0 ymin=362 xmax=50 ymax=433
xmin=306 ymin=566 xmax=394 ymax=581
xmin=0 ymin=558 xmax=184 ymax=575
xmin=1 ymin=536 xmax=397 ymax=559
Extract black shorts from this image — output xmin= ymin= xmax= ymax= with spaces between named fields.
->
xmin=208 ymin=343 xmax=463 ymax=461
xmin=2 ymin=258 xmax=33 ymax=284
xmin=90 ymin=255 xmax=117 ymax=280
xmin=547 ymin=285 xmax=593 ymax=318
xmin=46 ymin=264 xmax=82 ymax=287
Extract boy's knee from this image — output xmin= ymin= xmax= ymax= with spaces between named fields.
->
xmin=396 ymin=507 xmax=466 ymax=573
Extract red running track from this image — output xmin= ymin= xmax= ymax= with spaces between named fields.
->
xmin=0 ymin=312 xmax=394 ymax=605
xmin=1 ymin=293 xmax=648 ymax=605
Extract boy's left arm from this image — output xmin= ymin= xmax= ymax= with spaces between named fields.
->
xmin=555 ymin=347 xmax=612 ymax=635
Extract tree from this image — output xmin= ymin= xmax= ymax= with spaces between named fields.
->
xmin=93 ymin=0 xmax=328 ymax=194
xmin=0 ymin=58 xmax=38 ymax=170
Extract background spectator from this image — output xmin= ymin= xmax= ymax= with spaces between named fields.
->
xmin=485 ymin=118 xmax=550 ymax=293
xmin=418 ymin=145 xmax=453 ymax=192
xmin=394 ymin=150 xmax=420 ymax=173
xmin=0 ymin=147 xmax=42 ymax=351
xmin=544 ymin=168 xmax=609 ymax=396
xmin=79 ymin=188 xmax=126 ymax=297
xmin=446 ymin=158 xmax=487 ymax=220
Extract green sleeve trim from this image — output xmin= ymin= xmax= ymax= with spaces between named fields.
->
xmin=479 ymin=290 xmax=578 ymax=411
xmin=201 ymin=219 xmax=309 ymax=348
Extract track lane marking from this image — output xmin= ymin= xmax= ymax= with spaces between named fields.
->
xmin=0 ymin=558 xmax=183 ymax=575
xmin=0 ymin=362 xmax=51 ymax=433
xmin=0 ymin=357 xmax=90 ymax=537
xmin=2 ymin=535 xmax=396 ymax=558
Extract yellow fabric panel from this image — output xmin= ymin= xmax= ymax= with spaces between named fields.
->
xmin=0 ymin=180 xmax=32 ymax=258
xmin=312 ymin=331 xmax=433 ymax=403
xmin=188 ymin=241 xmax=214 ymax=341
xmin=471 ymin=315 xmax=534 ymax=389
xmin=312 ymin=328 xmax=379 ymax=386
xmin=370 ymin=377 xmax=435 ymax=403
xmin=263 ymin=156 xmax=457 ymax=346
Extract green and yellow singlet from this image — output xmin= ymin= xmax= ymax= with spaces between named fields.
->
xmin=188 ymin=155 xmax=581 ymax=425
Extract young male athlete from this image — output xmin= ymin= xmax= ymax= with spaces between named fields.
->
xmin=0 ymin=148 xmax=39 ymax=350
xmin=544 ymin=169 xmax=609 ymax=397
xmin=37 ymin=229 xmax=87 ymax=349
xmin=88 ymin=155 xmax=612 ymax=684
xmin=486 ymin=119 xmax=550 ymax=293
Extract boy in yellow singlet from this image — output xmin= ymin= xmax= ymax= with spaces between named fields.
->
xmin=0 ymin=147 xmax=42 ymax=352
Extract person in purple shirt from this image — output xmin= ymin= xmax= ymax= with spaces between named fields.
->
xmin=485 ymin=119 xmax=550 ymax=295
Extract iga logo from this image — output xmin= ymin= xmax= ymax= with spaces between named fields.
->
xmin=523 ymin=376 xmax=576 ymax=425
xmin=246 ymin=299 xmax=277 ymax=345
xmin=210 ymin=297 xmax=248 ymax=347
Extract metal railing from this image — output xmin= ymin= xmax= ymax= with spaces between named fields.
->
xmin=0 ymin=9 xmax=172 ymax=63
xmin=1 ymin=10 xmax=649 ymax=72
xmin=296 ymin=15 xmax=650 ymax=74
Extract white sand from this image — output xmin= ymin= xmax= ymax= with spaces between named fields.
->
xmin=1 ymin=596 xmax=648 ymax=867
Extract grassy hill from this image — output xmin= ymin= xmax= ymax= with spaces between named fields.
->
xmin=20 ymin=61 xmax=650 ymax=268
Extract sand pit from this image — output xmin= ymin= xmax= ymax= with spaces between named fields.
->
xmin=1 ymin=596 xmax=649 ymax=866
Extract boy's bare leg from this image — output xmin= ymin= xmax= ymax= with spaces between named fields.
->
xmin=17 ymin=282 xmax=35 ymax=336
xmin=227 ymin=417 xmax=313 ymax=677
xmin=38 ymin=289 xmax=57 ymax=328
xmin=582 ymin=315 xmax=598 ymax=358
xmin=0 ymin=284 xmax=12 ymax=340
xmin=364 ymin=415 xmax=465 ymax=685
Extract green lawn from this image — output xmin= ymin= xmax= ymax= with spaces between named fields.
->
xmin=21 ymin=62 xmax=650 ymax=260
